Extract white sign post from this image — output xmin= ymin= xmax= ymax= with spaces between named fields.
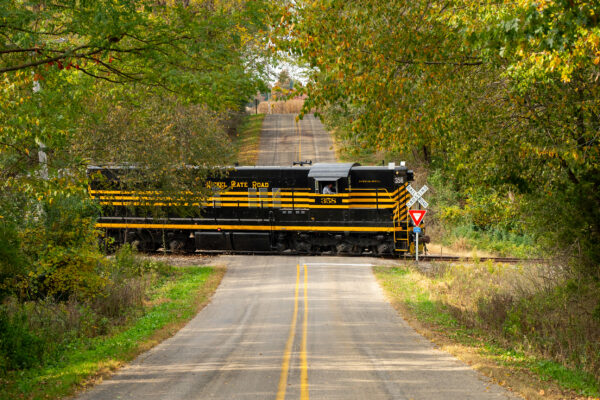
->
xmin=409 ymin=210 xmax=426 ymax=261
xmin=414 ymin=226 xmax=421 ymax=261
xmin=406 ymin=184 xmax=429 ymax=261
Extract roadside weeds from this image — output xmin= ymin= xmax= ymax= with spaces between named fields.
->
xmin=374 ymin=264 xmax=599 ymax=400
xmin=233 ymin=114 xmax=265 ymax=165
xmin=0 ymin=266 xmax=225 ymax=400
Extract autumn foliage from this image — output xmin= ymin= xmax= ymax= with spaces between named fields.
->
xmin=279 ymin=0 xmax=600 ymax=275
xmin=0 ymin=0 xmax=273 ymax=376
xmin=0 ymin=0 xmax=272 ymax=299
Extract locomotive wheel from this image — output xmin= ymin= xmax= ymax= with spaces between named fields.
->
xmin=167 ymin=238 xmax=195 ymax=253
xmin=168 ymin=239 xmax=186 ymax=253
xmin=138 ymin=231 xmax=161 ymax=252
xmin=296 ymin=241 xmax=311 ymax=253
xmin=336 ymin=242 xmax=352 ymax=254
xmin=376 ymin=243 xmax=391 ymax=255
xmin=124 ymin=233 xmax=143 ymax=251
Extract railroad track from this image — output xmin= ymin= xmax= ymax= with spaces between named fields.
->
xmin=144 ymin=251 xmax=544 ymax=264
xmin=415 ymin=254 xmax=546 ymax=263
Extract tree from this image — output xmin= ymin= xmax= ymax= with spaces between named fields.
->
xmin=1 ymin=0 xmax=273 ymax=180
xmin=279 ymin=0 xmax=600 ymax=274
xmin=276 ymin=69 xmax=291 ymax=88
xmin=0 ymin=1 xmax=270 ymax=105
xmin=0 ymin=0 xmax=274 ymax=299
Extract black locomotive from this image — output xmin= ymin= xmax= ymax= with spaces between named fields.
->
xmin=88 ymin=162 xmax=426 ymax=255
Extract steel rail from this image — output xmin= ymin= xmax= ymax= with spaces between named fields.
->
xmin=143 ymin=251 xmax=546 ymax=264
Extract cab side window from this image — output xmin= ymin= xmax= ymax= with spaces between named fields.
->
xmin=320 ymin=181 xmax=337 ymax=194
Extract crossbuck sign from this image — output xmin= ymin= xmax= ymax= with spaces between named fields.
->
xmin=406 ymin=184 xmax=429 ymax=209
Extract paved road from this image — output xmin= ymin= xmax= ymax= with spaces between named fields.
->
xmin=78 ymin=256 xmax=518 ymax=400
xmin=257 ymin=114 xmax=336 ymax=165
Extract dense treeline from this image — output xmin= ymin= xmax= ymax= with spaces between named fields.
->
xmin=279 ymin=0 xmax=600 ymax=276
xmin=0 ymin=0 xmax=273 ymax=377
xmin=0 ymin=0 xmax=272 ymax=301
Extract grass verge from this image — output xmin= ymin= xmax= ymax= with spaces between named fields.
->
xmin=232 ymin=113 xmax=265 ymax=165
xmin=430 ymin=223 xmax=537 ymax=258
xmin=0 ymin=265 xmax=225 ymax=400
xmin=374 ymin=265 xmax=599 ymax=400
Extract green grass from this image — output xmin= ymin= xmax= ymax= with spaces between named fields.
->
xmin=481 ymin=345 xmax=600 ymax=395
xmin=374 ymin=266 xmax=600 ymax=398
xmin=232 ymin=114 xmax=265 ymax=165
xmin=376 ymin=267 xmax=462 ymax=332
xmin=0 ymin=266 xmax=219 ymax=400
xmin=441 ymin=224 xmax=537 ymax=258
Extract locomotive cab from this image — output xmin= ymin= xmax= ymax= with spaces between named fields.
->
xmin=308 ymin=162 xmax=357 ymax=194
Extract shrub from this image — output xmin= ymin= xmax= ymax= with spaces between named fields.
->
xmin=94 ymin=245 xmax=173 ymax=320
xmin=112 ymin=243 xmax=144 ymax=278
xmin=0 ymin=245 xmax=177 ymax=374
xmin=94 ymin=277 xmax=147 ymax=321
xmin=427 ymin=169 xmax=538 ymax=257
xmin=11 ymin=193 xmax=106 ymax=301
xmin=434 ymin=263 xmax=600 ymax=381
xmin=0 ymin=219 xmax=29 ymax=302
xmin=34 ymin=246 xmax=107 ymax=301
xmin=0 ymin=307 xmax=44 ymax=371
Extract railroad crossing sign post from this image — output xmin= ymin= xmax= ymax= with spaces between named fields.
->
xmin=409 ymin=210 xmax=427 ymax=261
xmin=407 ymin=184 xmax=429 ymax=262
xmin=413 ymin=226 xmax=421 ymax=261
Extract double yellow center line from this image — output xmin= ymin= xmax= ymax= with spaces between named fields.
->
xmin=301 ymin=264 xmax=309 ymax=398
xmin=277 ymin=263 xmax=309 ymax=400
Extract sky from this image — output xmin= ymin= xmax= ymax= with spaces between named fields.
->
xmin=268 ymin=60 xmax=310 ymax=85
